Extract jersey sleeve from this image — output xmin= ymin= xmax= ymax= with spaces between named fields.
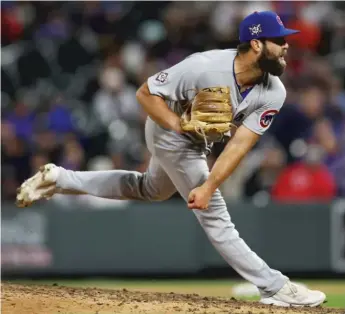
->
xmin=242 ymin=79 xmax=286 ymax=135
xmin=147 ymin=55 xmax=201 ymax=102
xmin=147 ymin=54 xmax=229 ymax=102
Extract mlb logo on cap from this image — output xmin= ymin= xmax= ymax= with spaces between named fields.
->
xmin=239 ymin=11 xmax=300 ymax=43
xmin=276 ymin=15 xmax=284 ymax=26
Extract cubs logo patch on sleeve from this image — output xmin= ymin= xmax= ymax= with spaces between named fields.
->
xmin=155 ymin=72 xmax=168 ymax=83
xmin=259 ymin=109 xmax=279 ymax=128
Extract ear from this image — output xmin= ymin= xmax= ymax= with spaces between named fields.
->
xmin=250 ymin=39 xmax=263 ymax=53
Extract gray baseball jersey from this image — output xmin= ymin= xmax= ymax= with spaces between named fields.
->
xmin=55 ymin=48 xmax=288 ymax=296
xmin=147 ymin=49 xmax=286 ymax=138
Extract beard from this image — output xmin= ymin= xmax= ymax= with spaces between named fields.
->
xmin=257 ymin=45 xmax=286 ymax=77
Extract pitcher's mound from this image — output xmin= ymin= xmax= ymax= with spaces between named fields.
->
xmin=1 ymin=283 xmax=339 ymax=314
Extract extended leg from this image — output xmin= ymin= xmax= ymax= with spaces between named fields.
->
xmin=16 ymin=157 xmax=176 ymax=207
xmin=155 ymin=146 xmax=287 ymax=297
xmin=55 ymin=157 xmax=176 ymax=201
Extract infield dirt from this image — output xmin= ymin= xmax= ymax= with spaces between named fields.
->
xmin=2 ymin=283 xmax=342 ymax=314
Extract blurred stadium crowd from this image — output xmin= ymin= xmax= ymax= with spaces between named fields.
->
xmin=2 ymin=1 xmax=345 ymax=207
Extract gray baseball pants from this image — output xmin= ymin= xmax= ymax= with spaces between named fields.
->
xmin=55 ymin=118 xmax=288 ymax=297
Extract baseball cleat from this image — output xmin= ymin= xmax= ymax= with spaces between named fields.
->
xmin=260 ymin=281 xmax=326 ymax=307
xmin=16 ymin=163 xmax=59 ymax=208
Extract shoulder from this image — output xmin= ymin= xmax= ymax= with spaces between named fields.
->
xmin=187 ymin=48 xmax=236 ymax=59
xmin=265 ymin=75 xmax=286 ymax=98
xmin=173 ymin=49 xmax=236 ymax=87
xmin=184 ymin=49 xmax=236 ymax=69
xmin=262 ymin=75 xmax=287 ymax=106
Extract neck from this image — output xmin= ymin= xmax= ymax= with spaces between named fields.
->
xmin=234 ymin=53 xmax=264 ymax=88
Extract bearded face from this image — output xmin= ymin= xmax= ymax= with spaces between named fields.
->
xmin=257 ymin=38 xmax=288 ymax=77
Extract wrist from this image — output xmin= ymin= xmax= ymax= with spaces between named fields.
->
xmin=202 ymin=180 xmax=218 ymax=195
xmin=169 ymin=115 xmax=182 ymax=133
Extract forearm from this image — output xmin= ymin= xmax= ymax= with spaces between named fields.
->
xmin=136 ymin=82 xmax=180 ymax=131
xmin=204 ymin=142 xmax=248 ymax=192
xmin=203 ymin=126 xmax=260 ymax=193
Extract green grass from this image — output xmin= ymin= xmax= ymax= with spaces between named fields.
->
xmin=325 ymin=294 xmax=345 ymax=308
xmin=9 ymin=278 xmax=345 ymax=309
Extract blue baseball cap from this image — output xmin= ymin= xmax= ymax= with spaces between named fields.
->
xmin=239 ymin=11 xmax=300 ymax=43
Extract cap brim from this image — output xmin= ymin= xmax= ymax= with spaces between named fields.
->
xmin=280 ymin=28 xmax=300 ymax=37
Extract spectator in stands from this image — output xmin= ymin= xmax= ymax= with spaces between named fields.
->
xmin=45 ymin=96 xmax=77 ymax=136
xmin=1 ymin=129 xmax=31 ymax=198
xmin=32 ymin=128 xmax=61 ymax=165
xmin=5 ymin=102 xmax=36 ymax=142
xmin=268 ymin=84 xmax=325 ymax=162
xmin=271 ymin=145 xmax=336 ymax=202
xmin=316 ymin=116 xmax=345 ymax=198
xmin=93 ymin=58 xmax=146 ymax=169
xmin=1 ymin=2 xmax=24 ymax=45
xmin=312 ymin=118 xmax=338 ymax=158
xmin=244 ymin=146 xmax=287 ymax=199
xmin=327 ymin=140 xmax=345 ymax=197
xmin=93 ymin=59 xmax=143 ymax=127
xmin=286 ymin=13 xmax=321 ymax=53
xmin=1 ymin=2 xmax=344 ymax=204
xmin=30 ymin=153 xmax=50 ymax=174
xmin=34 ymin=10 xmax=70 ymax=40
xmin=59 ymin=133 xmax=85 ymax=171
xmin=308 ymin=77 xmax=345 ymax=196
xmin=329 ymin=76 xmax=345 ymax=115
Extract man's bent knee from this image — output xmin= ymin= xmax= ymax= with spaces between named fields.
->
xmin=140 ymin=173 xmax=176 ymax=202
xmin=148 ymin=193 xmax=174 ymax=202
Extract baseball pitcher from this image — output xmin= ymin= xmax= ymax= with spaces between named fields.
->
xmin=16 ymin=11 xmax=326 ymax=307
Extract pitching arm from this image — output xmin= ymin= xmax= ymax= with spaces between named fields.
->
xmin=203 ymin=125 xmax=260 ymax=193
xmin=198 ymin=81 xmax=286 ymax=196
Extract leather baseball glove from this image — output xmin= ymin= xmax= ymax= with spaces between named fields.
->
xmin=180 ymin=86 xmax=235 ymax=139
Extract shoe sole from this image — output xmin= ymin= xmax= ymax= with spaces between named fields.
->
xmin=16 ymin=171 xmax=42 ymax=207
xmin=260 ymin=297 xmax=326 ymax=307
xmin=16 ymin=164 xmax=56 ymax=208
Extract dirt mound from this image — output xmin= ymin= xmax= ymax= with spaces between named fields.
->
xmin=1 ymin=282 xmax=341 ymax=314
